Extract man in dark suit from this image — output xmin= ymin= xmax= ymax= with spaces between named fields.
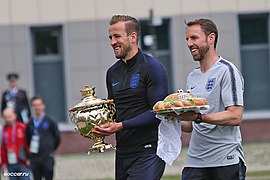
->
xmin=25 ymin=96 xmax=61 ymax=180
xmin=1 ymin=73 xmax=31 ymax=123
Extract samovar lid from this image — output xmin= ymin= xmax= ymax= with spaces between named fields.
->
xmin=69 ymin=85 xmax=112 ymax=112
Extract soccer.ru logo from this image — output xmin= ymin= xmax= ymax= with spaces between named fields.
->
xmin=4 ymin=172 xmax=30 ymax=177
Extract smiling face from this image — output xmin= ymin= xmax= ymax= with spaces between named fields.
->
xmin=186 ymin=24 xmax=210 ymax=61
xmin=109 ymin=21 xmax=137 ymax=61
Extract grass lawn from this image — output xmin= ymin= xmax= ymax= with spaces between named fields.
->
xmin=161 ymin=175 xmax=181 ymax=180
xmin=247 ymin=170 xmax=270 ymax=177
xmin=43 ymin=142 xmax=270 ymax=180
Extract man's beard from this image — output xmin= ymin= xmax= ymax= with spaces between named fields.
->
xmin=115 ymin=45 xmax=131 ymax=60
xmin=193 ymin=44 xmax=209 ymax=61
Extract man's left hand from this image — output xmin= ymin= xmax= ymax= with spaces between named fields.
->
xmin=92 ymin=122 xmax=123 ymax=137
xmin=179 ymin=111 xmax=197 ymax=121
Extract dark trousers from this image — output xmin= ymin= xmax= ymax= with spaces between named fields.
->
xmin=30 ymin=157 xmax=54 ymax=180
xmin=182 ymin=158 xmax=246 ymax=180
xmin=116 ymin=153 xmax=165 ymax=180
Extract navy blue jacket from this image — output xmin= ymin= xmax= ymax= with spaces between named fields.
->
xmin=25 ymin=115 xmax=61 ymax=161
xmin=106 ymin=49 xmax=168 ymax=157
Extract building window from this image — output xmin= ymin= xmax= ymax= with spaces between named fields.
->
xmin=140 ymin=18 xmax=174 ymax=92
xmin=32 ymin=26 xmax=61 ymax=56
xmin=239 ymin=13 xmax=270 ymax=111
xmin=140 ymin=19 xmax=170 ymax=51
xmin=31 ymin=26 xmax=66 ymax=122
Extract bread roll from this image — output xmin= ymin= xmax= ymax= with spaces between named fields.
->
xmin=164 ymin=93 xmax=179 ymax=101
xmin=182 ymin=100 xmax=194 ymax=106
xmin=174 ymin=101 xmax=184 ymax=107
xmin=193 ymin=98 xmax=207 ymax=106
xmin=164 ymin=102 xmax=173 ymax=109
xmin=153 ymin=101 xmax=165 ymax=111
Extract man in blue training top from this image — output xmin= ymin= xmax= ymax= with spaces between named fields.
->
xmin=92 ymin=15 xmax=168 ymax=180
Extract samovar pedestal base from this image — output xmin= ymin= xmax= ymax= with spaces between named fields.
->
xmin=88 ymin=142 xmax=115 ymax=154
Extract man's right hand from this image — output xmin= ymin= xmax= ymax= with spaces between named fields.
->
xmin=92 ymin=122 xmax=123 ymax=137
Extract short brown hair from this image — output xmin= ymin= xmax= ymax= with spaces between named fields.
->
xmin=110 ymin=15 xmax=141 ymax=43
xmin=30 ymin=95 xmax=45 ymax=105
xmin=186 ymin=19 xmax=218 ymax=48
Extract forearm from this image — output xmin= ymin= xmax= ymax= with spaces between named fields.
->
xmin=202 ymin=106 xmax=243 ymax=126
xmin=122 ymin=110 xmax=160 ymax=129
xmin=181 ymin=121 xmax=192 ymax=133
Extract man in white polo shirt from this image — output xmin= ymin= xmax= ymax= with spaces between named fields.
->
xmin=180 ymin=18 xmax=246 ymax=180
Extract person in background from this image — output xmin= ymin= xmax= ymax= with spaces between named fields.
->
xmin=179 ymin=18 xmax=246 ymax=180
xmin=1 ymin=73 xmax=31 ymax=124
xmin=1 ymin=108 xmax=30 ymax=180
xmin=25 ymin=96 xmax=60 ymax=180
xmin=92 ymin=15 xmax=168 ymax=180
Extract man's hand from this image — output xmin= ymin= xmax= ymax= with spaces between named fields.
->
xmin=26 ymin=159 xmax=30 ymax=166
xmin=92 ymin=122 xmax=123 ymax=137
xmin=178 ymin=111 xmax=198 ymax=121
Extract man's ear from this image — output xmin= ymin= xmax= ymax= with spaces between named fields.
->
xmin=130 ymin=32 xmax=138 ymax=43
xmin=208 ymin=33 xmax=215 ymax=46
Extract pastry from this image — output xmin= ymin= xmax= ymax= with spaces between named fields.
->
xmin=153 ymin=89 xmax=207 ymax=111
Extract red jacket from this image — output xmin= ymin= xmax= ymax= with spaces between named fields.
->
xmin=1 ymin=121 xmax=29 ymax=166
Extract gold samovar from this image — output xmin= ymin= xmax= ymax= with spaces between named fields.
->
xmin=69 ymin=85 xmax=116 ymax=154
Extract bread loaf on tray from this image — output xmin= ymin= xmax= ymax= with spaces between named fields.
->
xmin=153 ymin=89 xmax=207 ymax=111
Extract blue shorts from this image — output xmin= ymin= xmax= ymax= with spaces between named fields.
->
xmin=116 ymin=153 xmax=165 ymax=180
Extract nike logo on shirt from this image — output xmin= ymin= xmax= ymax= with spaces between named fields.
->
xmin=112 ymin=82 xmax=120 ymax=87
xmin=190 ymin=85 xmax=196 ymax=90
